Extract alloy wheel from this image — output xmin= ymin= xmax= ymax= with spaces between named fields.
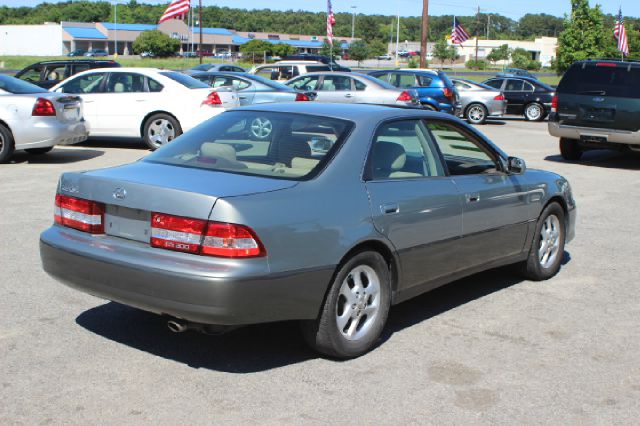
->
xmin=468 ymin=105 xmax=486 ymax=123
xmin=147 ymin=118 xmax=176 ymax=147
xmin=336 ymin=265 xmax=381 ymax=341
xmin=538 ymin=214 xmax=561 ymax=269
xmin=526 ymin=104 xmax=542 ymax=121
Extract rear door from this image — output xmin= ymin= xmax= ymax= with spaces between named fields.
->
xmin=365 ymin=119 xmax=463 ymax=291
xmin=315 ymin=75 xmax=356 ymax=103
xmin=503 ymin=79 xmax=526 ymax=114
xmin=99 ymin=72 xmax=150 ymax=137
xmin=556 ymin=62 xmax=640 ymax=132
xmin=211 ymin=75 xmax=255 ymax=105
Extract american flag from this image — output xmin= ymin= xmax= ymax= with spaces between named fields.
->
xmin=451 ymin=17 xmax=470 ymax=45
xmin=159 ymin=0 xmax=190 ymax=24
xmin=614 ymin=8 xmax=629 ymax=57
xmin=326 ymin=0 xmax=336 ymax=47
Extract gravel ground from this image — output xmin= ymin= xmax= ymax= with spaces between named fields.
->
xmin=1 ymin=119 xmax=639 ymax=424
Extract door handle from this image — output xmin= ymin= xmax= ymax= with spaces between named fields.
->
xmin=135 ymin=99 xmax=146 ymax=102
xmin=466 ymin=193 xmax=481 ymax=203
xmin=345 ymin=93 xmax=354 ymax=98
xmin=239 ymin=95 xmax=247 ymax=99
xmin=381 ymin=203 xmax=399 ymax=214
xmin=84 ymin=100 xmax=94 ymax=103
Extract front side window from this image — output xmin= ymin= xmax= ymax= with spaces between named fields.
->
xmin=145 ymin=111 xmax=353 ymax=180
xmin=287 ymin=75 xmax=320 ymax=90
xmin=427 ymin=121 xmax=499 ymax=175
xmin=44 ymin=65 xmax=66 ymax=81
xmin=17 ymin=66 xmax=43 ymax=82
xmin=61 ymin=73 xmax=107 ymax=94
xmin=369 ymin=120 xmax=445 ymax=180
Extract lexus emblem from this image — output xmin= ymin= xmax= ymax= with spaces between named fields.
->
xmin=113 ymin=188 xmax=127 ymax=200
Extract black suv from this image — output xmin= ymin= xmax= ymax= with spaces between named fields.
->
xmin=549 ymin=60 xmax=640 ymax=160
xmin=14 ymin=60 xmax=121 ymax=89
xmin=483 ymin=76 xmax=555 ymax=121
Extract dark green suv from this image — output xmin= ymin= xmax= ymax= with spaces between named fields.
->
xmin=549 ymin=60 xmax=640 ymax=160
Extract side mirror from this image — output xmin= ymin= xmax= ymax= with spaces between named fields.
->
xmin=507 ymin=156 xmax=526 ymax=174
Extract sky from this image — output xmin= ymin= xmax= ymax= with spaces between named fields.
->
xmin=2 ymin=0 xmax=639 ymax=20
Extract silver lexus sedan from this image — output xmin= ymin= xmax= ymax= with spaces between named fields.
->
xmin=452 ymin=78 xmax=508 ymax=125
xmin=0 ymin=75 xmax=88 ymax=163
xmin=40 ymin=103 xmax=576 ymax=358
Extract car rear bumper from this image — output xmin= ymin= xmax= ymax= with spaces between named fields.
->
xmin=548 ymin=121 xmax=640 ymax=147
xmin=40 ymin=226 xmax=331 ymax=326
xmin=15 ymin=119 xmax=89 ymax=150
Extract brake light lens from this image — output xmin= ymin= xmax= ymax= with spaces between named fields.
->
xmin=551 ymin=95 xmax=558 ymax=113
xmin=295 ymin=92 xmax=310 ymax=101
xmin=442 ymin=87 xmax=454 ymax=99
xmin=150 ymin=213 xmax=265 ymax=258
xmin=494 ymin=94 xmax=505 ymax=101
xmin=202 ymin=222 xmax=265 ymax=258
xmin=202 ymin=91 xmax=222 ymax=106
xmin=596 ymin=62 xmax=617 ymax=67
xmin=397 ymin=91 xmax=413 ymax=102
xmin=33 ymin=98 xmax=56 ymax=116
xmin=54 ymin=194 xmax=105 ymax=234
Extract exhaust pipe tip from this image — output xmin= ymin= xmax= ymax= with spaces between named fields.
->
xmin=167 ymin=320 xmax=188 ymax=333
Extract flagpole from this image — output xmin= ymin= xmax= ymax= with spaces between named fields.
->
xmin=199 ymin=0 xmax=203 ymax=64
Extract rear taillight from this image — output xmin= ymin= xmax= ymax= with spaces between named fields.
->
xmin=442 ymin=87 xmax=454 ymax=99
xmin=202 ymin=222 xmax=264 ymax=258
xmin=150 ymin=213 xmax=265 ymax=258
xmin=295 ymin=92 xmax=310 ymax=102
xmin=33 ymin=98 xmax=56 ymax=116
xmin=494 ymin=94 xmax=505 ymax=101
xmin=596 ymin=62 xmax=617 ymax=67
xmin=54 ymin=194 xmax=105 ymax=234
xmin=151 ymin=213 xmax=206 ymax=254
xmin=397 ymin=91 xmax=413 ymax=102
xmin=202 ymin=91 xmax=222 ymax=106
xmin=551 ymin=95 xmax=558 ymax=113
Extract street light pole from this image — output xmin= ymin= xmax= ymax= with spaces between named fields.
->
xmin=420 ymin=0 xmax=429 ymax=68
xmin=113 ymin=1 xmax=118 ymax=58
xmin=351 ymin=6 xmax=357 ymax=39
xmin=199 ymin=0 xmax=203 ymax=64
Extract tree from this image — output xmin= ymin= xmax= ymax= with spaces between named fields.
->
xmin=132 ymin=30 xmax=179 ymax=57
xmin=270 ymin=43 xmax=296 ymax=57
xmin=487 ymin=44 xmax=510 ymax=68
xmin=447 ymin=45 xmax=460 ymax=66
xmin=368 ymin=39 xmax=388 ymax=57
xmin=556 ymin=0 xmax=609 ymax=72
xmin=510 ymin=47 xmax=531 ymax=69
xmin=240 ymin=39 xmax=272 ymax=56
xmin=348 ymin=40 xmax=369 ymax=65
xmin=319 ymin=39 xmax=336 ymax=58
xmin=433 ymin=38 xmax=449 ymax=67
xmin=518 ymin=13 xmax=564 ymax=38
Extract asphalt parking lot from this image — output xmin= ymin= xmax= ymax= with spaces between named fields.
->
xmin=1 ymin=119 xmax=639 ymax=424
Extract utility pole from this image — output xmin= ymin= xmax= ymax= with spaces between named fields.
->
xmin=475 ymin=5 xmax=480 ymax=63
xmin=113 ymin=1 xmax=118 ymax=58
xmin=420 ymin=0 xmax=429 ymax=68
xmin=199 ymin=0 xmax=203 ymax=64
xmin=395 ymin=12 xmax=400 ymax=66
xmin=487 ymin=15 xmax=490 ymax=39
xmin=351 ymin=6 xmax=357 ymax=39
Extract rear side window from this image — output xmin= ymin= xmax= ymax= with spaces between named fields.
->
xmin=306 ymin=66 xmax=331 ymax=72
xmin=148 ymin=78 xmax=164 ymax=92
xmin=159 ymin=71 xmax=209 ymax=89
xmin=557 ymin=64 xmax=640 ymax=98
xmin=417 ymin=75 xmax=433 ymax=87
xmin=484 ymin=79 xmax=503 ymax=90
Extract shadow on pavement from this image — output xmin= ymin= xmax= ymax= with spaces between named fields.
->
xmin=545 ymin=150 xmax=640 ymax=170
xmin=75 ymin=255 xmax=571 ymax=372
xmin=81 ymin=137 xmax=149 ymax=151
xmin=9 ymin=148 xmax=104 ymax=164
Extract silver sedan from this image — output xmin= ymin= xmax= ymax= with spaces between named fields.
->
xmin=452 ymin=78 xmax=507 ymax=125
xmin=0 ymin=75 xmax=88 ymax=163
xmin=40 ymin=103 xmax=576 ymax=358
xmin=285 ymin=72 xmax=419 ymax=107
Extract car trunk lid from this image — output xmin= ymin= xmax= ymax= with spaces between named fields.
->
xmin=58 ymin=161 xmax=297 ymax=243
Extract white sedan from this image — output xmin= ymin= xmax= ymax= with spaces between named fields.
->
xmin=51 ymin=68 xmax=240 ymax=150
xmin=0 ymin=75 xmax=88 ymax=163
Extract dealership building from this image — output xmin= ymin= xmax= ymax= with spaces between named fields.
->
xmin=0 ymin=20 xmax=354 ymax=56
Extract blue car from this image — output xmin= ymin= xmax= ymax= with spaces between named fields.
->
xmin=369 ymin=69 xmax=460 ymax=114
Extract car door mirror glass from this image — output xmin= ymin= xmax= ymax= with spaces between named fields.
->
xmin=507 ymin=156 xmax=526 ymax=174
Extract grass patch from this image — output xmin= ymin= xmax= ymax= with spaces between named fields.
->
xmin=0 ymin=55 xmax=254 ymax=71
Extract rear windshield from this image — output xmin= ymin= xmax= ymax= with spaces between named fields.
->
xmin=0 ymin=75 xmax=47 ymax=94
xmin=144 ymin=111 xmax=353 ymax=180
xmin=159 ymin=71 xmax=210 ymax=89
xmin=557 ymin=63 xmax=640 ymax=98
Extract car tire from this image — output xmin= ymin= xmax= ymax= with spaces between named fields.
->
xmin=25 ymin=147 xmax=54 ymax=155
xmin=143 ymin=113 xmax=182 ymax=151
xmin=249 ymin=117 xmax=273 ymax=141
xmin=0 ymin=124 xmax=15 ymax=163
xmin=465 ymin=103 xmax=488 ymax=125
xmin=301 ymin=251 xmax=391 ymax=358
xmin=524 ymin=102 xmax=545 ymax=121
xmin=559 ymin=138 xmax=583 ymax=161
xmin=518 ymin=202 xmax=566 ymax=281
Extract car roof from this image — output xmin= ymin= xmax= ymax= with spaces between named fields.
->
xmin=26 ymin=60 xmax=118 ymax=66
xmin=273 ymin=61 xmax=326 ymax=65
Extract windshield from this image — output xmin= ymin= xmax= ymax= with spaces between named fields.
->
xmin=159 ymin=71 xmax=210 ymax=89
xmin=145 ymin=111 xmax=354 ymax=180
xmin=0 ymin=75 xmax=48 ymax=94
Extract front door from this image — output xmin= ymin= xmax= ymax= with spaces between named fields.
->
xmin=427 ymin=121 xmax=531 ymax=269
xmin=365 ymin=119 xmax=463 ymax=291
